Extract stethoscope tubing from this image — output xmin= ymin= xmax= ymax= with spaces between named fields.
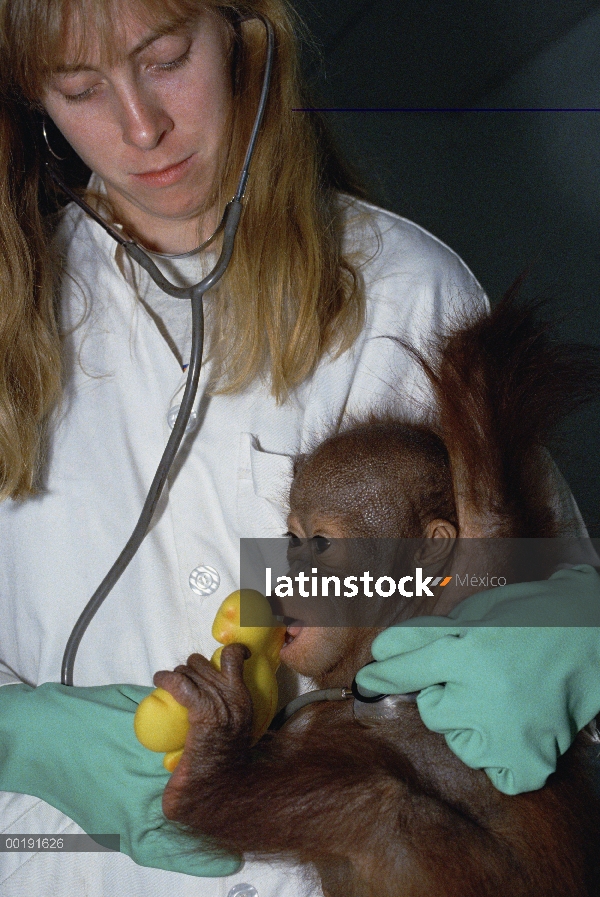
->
xmin=59 ymin=14 xmax=274 ymax=685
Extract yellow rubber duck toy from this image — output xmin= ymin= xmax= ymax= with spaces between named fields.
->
xmin=134 ymin=589 xmax=286 ymax=771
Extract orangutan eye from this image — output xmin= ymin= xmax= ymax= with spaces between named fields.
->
xmin=312 ymin=536 xmax=331 ymax=554
xmin=285 ymin=532 xmax=303 ymax=548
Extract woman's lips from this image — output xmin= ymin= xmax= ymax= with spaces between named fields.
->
xmin=132 ymin=154 xmax=195 ymax=187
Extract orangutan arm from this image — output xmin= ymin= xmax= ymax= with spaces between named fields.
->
xmin=153 ymin=647 xmax=544 ymax=897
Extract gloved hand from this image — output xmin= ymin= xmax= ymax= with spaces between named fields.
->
xmin=0 ymin=681 xmax=240 ymax=876
xmin=355 ymin=564 xmax=600 ymax=795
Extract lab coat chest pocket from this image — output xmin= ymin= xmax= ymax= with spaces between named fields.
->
xmin=237 ymin=433 xmax=295 ymax=537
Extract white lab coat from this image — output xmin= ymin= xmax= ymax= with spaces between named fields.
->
xmin=0 ymin=196 xmax=489 ymax=896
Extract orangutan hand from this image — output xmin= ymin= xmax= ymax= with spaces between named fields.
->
xmin=153 ymin=645 xmax=253 ymax=820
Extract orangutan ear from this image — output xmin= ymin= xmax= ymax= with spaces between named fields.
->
xmin=411 ymin=519 xmax=457 ymax=569
xmin=424 ymin=518 xmax=457 ymax=540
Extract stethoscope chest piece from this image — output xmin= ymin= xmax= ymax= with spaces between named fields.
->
xmin=352 ymin=692 xmax=418 ymax=727
xmin=350 ymin=676 xmax=418 ymax=727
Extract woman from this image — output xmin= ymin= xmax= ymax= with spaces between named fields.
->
xmin=0 ymin=1 xmax=596 ymax=896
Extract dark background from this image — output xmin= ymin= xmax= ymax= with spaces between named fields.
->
xmin=292 ymin=0 xmax=600 ymax=534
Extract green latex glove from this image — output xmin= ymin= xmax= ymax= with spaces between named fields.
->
xmin=356 ymin=565 xmax=600 ymax=795
xmin=0 ymin=681 xmax=240 ymax=876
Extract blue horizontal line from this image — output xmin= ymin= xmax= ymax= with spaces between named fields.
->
xmin=292 ymin=107 xmax=600 ymax=113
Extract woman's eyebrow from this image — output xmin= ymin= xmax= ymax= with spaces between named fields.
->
xmin=130 ymin=21 xmax=191 ymax=57
xmin=52 ymin=21 xmax=191 ymax=74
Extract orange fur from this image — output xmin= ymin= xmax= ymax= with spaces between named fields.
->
xmin=160 ymin=290 xmax=600 ymax=895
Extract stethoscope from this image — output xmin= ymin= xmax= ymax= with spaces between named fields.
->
xmin=269 ymin=678 xmax=418 ymax=731
xmin=52 ymin=13 xmax=274 ymax=686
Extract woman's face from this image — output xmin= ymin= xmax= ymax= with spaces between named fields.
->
xmin=42 ymin=6 xmax=233 ymax=253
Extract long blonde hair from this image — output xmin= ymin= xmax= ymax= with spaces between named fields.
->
xmin=0 ymin=0 xmax=367 ymax=498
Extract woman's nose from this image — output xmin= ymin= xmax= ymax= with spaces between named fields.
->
xmin=118 ymin=88 xmax=174 ymax=151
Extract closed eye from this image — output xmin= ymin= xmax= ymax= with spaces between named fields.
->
xmin=152 ymin=47 xmax=192 ymax=72
xmin=63 ymin=84 xmax=101 ymax=103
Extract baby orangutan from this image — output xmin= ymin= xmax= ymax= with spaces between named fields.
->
xmin=155 ymin=290 xmax=600 ymax=897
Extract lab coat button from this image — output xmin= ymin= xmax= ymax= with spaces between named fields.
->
xmin=227 ymin=885 xmax=258 ymax=897
xmin=189 ymin=565 xmax=220 ymax=596
xmin=167 ymin=403 xmax=198 ymax=433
